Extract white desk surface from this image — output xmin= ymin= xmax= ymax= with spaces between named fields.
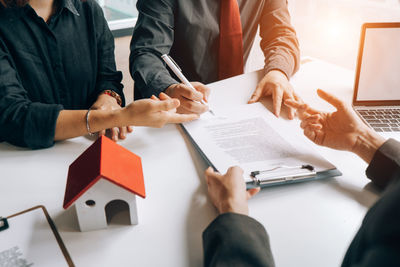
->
xmin=0 ymin=59 xmax=382 ymax=267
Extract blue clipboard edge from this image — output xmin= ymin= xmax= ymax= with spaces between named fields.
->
xmin=181 ymin=124 xmax=218 ymax=171
xmin=180 ymin=125 xmax=342 ymax=189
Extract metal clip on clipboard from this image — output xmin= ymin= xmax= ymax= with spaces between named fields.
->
xmin=250 ymin=164 xmax=316 ymax=186
xmin=0 ymin=217 xmax=9 ymax=231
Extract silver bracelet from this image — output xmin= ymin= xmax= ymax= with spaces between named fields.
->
xmin=86 ymin=109 xmax=96 ymax=137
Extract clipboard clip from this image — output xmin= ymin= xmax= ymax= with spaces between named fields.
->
xmin=250 ymin=164 xmax=316 ymax=186
xmin=0 ymin=216 xmax=9 ymax=232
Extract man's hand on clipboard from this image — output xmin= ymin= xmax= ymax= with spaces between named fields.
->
xmin=205 ymin=167 xmax=260 ymax=216
xmin=285 ymin=89 xmax=386 ymax=163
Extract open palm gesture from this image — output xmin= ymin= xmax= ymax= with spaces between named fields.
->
xmin=285 ymin=89 xmax=370 ymax=152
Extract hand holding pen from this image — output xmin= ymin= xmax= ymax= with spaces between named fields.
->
xmin=162 ymin=54 xmax=214 ymax=115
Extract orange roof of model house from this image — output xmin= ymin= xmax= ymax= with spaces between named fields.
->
xmin=63 ymin=136 xmax=145 ymax=209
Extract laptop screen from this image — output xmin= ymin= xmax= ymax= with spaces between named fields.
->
xmin=353 ymin=23 xmax=400 ymax=105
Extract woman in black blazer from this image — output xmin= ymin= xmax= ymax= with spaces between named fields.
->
xmin=0 ymin=0 xmax=197 ymax=149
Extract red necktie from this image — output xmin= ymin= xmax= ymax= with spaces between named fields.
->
xmin=218 ymin=0 xmax=244 ymax=80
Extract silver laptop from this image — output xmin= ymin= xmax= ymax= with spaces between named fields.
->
xmin=352 ymin=23 xmax=400 ymax=140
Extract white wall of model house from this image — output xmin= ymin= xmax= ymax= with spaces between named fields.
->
xmin=73 ymin=178 xmax=139 ymax=232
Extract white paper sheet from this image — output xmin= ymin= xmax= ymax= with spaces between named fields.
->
xmin=0 ymin=208 xmax=69 ymax=267
xmin=183 ymin=103 xmax=336 ymax=183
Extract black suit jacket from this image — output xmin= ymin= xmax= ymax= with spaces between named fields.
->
xmin=203 ymin=139 xmax=400 ymax=267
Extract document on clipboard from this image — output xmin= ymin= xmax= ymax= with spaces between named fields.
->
xmin=182 ymin=103 xmax=341 ymax=188
xmin=0 ymin=206 xmax=74 ymax=267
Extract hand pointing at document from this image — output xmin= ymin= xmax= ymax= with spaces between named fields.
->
xmin=248 ymin=70 xmax=298 ymax=119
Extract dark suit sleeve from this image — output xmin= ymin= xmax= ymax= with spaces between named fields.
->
xmin=366 ymin=138 xmax=400 ymax=189
xmin=341 ymin=138 xmax=400 ymax=267
xmin=342 ymin=245 xmax=400 ymax=267
xmin=203 ymin=213 xmax=275 ymax=267
xmin=129 ymin=0 xmax=178 ymax=100
xmin=260 ymin=0 xmax=300 ymax=79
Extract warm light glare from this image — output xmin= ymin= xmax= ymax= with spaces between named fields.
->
xmin=323 ymin=20 xmax=348 ymax=43
xmin=327 ymin=23 xmax=343 ymax=40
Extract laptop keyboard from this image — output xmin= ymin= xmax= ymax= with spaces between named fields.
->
xmin=358 ymin=109 xmax=400 ymax=132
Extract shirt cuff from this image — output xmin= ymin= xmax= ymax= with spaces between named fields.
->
xmin=135 ymin=71 xmax=178 ymax=99
xmin=23 ymin=103 xmax=63 ymax=149
xmin=366 ymin=138 xmax=400 ymax=189
xmin=264 ymin=54 xmax=295 ymax=80
xmin=148 ymin=74 xmax=178 ymax=97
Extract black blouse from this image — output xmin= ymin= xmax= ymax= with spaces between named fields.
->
xmin=0 ymin=0 xmax=124 ymax=149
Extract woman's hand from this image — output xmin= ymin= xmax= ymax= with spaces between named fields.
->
xmin=91 ymin=93 xmax=133 ymax=141
xmin=121 ymin=93 xmax=199 ymax=128
xmin=55 ymin=93 xmax=198 ymax=143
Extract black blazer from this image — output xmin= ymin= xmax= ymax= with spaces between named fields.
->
xmin=203 ymin=139 xmax=400 ymax=267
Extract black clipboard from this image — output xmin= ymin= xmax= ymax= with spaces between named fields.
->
xmin=0 ymin=205 xmax=74 ymax=267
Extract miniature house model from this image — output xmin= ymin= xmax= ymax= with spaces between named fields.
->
xmin=63 ymin=136 xmax=146 ymax=232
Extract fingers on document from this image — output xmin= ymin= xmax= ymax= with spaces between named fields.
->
xmin=248 ymin=85 xmax=263 ymax=104
xmin=284 ymin=93 xmax=296 ymax=120
xmin=272 ymin=88 xmax=283 ymax=117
